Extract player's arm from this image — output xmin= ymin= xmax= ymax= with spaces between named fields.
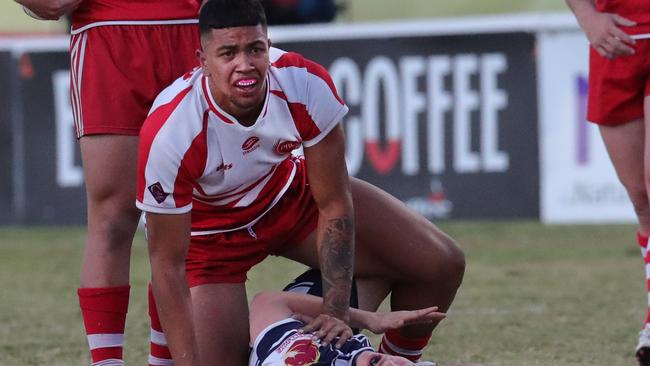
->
xmin=303 ymin=124 xmax=354 ymax=323
xmin=146 ymin=212 xmax=201 ymax=366
xmin=14 ymin=0 xmax=82 ymax=20
xmin=250 ymin=291 xmax=446 ymax=348
xmin=566 ymin=0 xmax=636 ymax=59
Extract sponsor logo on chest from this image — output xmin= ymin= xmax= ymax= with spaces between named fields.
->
xmin=242 ymin=136 xmax=260 ymax=155
xmin=274 ymin=139 xmax=302 ymax=155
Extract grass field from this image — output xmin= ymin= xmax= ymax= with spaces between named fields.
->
xmin=0 ymin=222 xmax=645 ymax=366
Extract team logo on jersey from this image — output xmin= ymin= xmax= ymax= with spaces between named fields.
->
xmin=274 ymin=139 xmax=301 ymax=155
xmin=284 ymin=339 xmax=320 ymax=366
xmin=242 ymin=136 xmax=260 ymax=155
xmin=148 ymin=182 xmax=169 ymax=204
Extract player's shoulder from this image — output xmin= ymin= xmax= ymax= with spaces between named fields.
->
xmin=251 ymin=318 xmax=303 ymax=361
xmin=150 ymin=66 xmax=204 ymax=113
xmin=268 ymin=47 xmax=334 ymax=101
xmin=269 ymin=47 xmax=327 ymax=74
xmin=140 ymin=67 xmax=205 ymax=146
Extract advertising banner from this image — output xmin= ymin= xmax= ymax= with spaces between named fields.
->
xmin=14 ymin=50 xmax=86 ymax=225
xmin=538 ymin=31 xmax=635 ymax=223
xmin=277 ymin=32 xmax=539 ymax=219
xmin=0 ymin=18 xmax=555 ymax=225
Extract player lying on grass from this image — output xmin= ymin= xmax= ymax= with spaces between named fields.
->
xmin=249 ymin=290 xmax=445 ymax=366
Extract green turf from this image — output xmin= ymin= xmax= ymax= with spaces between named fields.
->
xmin=0 ymin=222 xmax=643 ymax=365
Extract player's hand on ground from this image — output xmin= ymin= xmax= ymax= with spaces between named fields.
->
xmin=582 ymin=11 xmax=636 ymax=59
xmin=294 ymin=313 xmax=354 ymax=349
xmin=15 ymin=0 xmax=82 ymax=20
xmin=366 ymin=306 xmax=446 ymax=335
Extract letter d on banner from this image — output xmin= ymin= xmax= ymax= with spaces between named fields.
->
xmin=52 ymin=70 xmax=83 ymax=187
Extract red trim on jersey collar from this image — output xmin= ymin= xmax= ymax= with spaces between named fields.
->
xmin=201 ymin=76 xmax=270 ymax=126
xmin=202 ymin=76 xmax=234 ymax=125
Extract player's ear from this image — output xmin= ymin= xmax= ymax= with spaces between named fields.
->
xmin=196 ymin=49 xmax=209 ymax=77
xmin=267 ymin=38 xmax=272 ymax=50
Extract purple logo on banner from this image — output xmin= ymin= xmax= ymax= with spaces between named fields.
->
xmin=404 ymin=179 xmax=453 ymax=219
xmin=576 ymin=75 xmax=589 ymax=165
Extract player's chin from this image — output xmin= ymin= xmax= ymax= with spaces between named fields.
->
xmin=233 ymin=93 xmax=264 ymax=109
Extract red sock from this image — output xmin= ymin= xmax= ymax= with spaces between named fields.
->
xmin=378 ymin=329 xmax=431 ymax=362
xmin=638 ymin=232 xmax=650 ymax=326
xmin=148 ymin=284 xmax=173 ymax=366
xmin=78 ymin=285 xmax=130 ymax=366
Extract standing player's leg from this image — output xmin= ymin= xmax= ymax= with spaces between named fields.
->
xmin=282 ymin=177 xmax=465 ymax=362
xmin=77 ymin=135 xmax=141 ymax=366
xmin=637 ymin=95 xmax=650 ymax=365
xmin=598 ymin=117 xmax=650 ymax=364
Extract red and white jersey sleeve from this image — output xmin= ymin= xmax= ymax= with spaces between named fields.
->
xmin=269 ymin=48 xmax=348 ymax=147
xmin=71 ymin=0 xmax=201 ymax=33
xmin=137 ymin=68 xmax=207 ymax=215
xmin=137 ymin=48 xmax=349 ymax=235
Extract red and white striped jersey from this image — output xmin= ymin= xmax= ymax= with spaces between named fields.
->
xmin=595 ymin=0 xmax=650 ymax=34
xmin=136 ymin=47 xmax=348 ymax=235
xmin=71 ymin=0 xmax=201 ymax=34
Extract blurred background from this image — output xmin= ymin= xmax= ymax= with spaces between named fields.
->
xmin=1 ymin=1 xmax=644 ymax=366
xmin=0 ymin=1 xmax=567 ymax=33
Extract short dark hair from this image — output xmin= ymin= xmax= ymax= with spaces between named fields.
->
xmin=199 ymin=0 xmax=267 ymax=36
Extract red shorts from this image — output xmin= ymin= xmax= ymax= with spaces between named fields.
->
xmin=70 ymin=24 xmax=200 ymax=138
xmin=588 ymin=40 xmax=650 ymax=125
xmin=185 ymin=160 xmax=318 ymax=286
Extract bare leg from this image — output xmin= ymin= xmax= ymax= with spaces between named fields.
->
xmin=77 ymin=135 xmax=141 ymax=365
xmin=79 ymin=135 xmax=141 ymax=287
xmin=600 ymin=106 xmax=650 ymax=366
xmin=190 ymin=283 xmax=250 ymax=366
xmin=282 ymin=177 xmax=465 ymax=337
xmin=599 ymin=117 xmax=648 ymax=233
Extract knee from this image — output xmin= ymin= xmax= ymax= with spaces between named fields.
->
xmin=88 ymin=196 xmax=141 ymax=250
xmin=440 ymin=235 xmax=466 ymax=287
xmin=418 ymin=230 xmax=465 ymax=287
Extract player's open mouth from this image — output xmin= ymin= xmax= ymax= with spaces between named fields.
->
xmin=235 ymin=78 xmax=258 ymax=90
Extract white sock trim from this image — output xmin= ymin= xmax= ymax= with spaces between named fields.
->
xmin=150 ymin=328 xmax=168 ymax=346
xmin=148 ymin=355 xmax=175 ymax=366
xmin=87 ymin=334 xmax=124 ymax=350
xmin=381 ymin=337 xmax=423 ymax=357
xmin=92 ymin=359 xmax=124 ymax=366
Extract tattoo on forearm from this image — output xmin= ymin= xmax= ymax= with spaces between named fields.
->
xmin=320 ymin=216 xmax=354 ymax=318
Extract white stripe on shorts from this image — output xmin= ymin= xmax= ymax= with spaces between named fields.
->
xmin=70 ymin=32 xmax=88 ymax=137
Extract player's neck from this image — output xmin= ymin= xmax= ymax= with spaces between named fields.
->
xmin=236 ymin=103 xmax=264 ymax=127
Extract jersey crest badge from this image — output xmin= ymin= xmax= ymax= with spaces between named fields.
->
xmin=148 ymin=182 xmax=169 ymax=204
